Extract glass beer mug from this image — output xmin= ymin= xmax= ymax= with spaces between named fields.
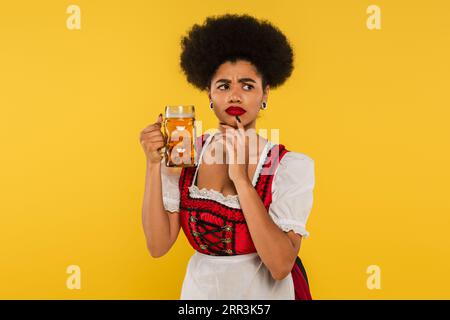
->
xmin=161 ymin=105 xmax=197 ymax=167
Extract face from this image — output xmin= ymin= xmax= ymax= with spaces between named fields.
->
xmin=208 ymin=59 xmax=269 ymax=130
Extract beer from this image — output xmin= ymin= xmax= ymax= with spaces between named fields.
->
xmin=162 ymin=105 xmax=196 ymax=167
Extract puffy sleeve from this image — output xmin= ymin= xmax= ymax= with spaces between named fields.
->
xmin=268 ymin=152 xmax=315 ymax=238
xmin=160 ymin=158 xmax=182 ymax=213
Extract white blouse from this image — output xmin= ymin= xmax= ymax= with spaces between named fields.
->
xmin=159 ymin=132 xmax=315 ymax=299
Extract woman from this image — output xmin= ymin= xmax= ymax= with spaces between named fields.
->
xmin=140 ymin=14 xmax=315 ymax=300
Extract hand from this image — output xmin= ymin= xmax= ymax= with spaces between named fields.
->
xmin=220 ymin=116 xmax=250 ymax=184
xmin=140 ymin=113 xmax=166 ymax=164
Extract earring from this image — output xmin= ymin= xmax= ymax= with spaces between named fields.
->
xmin=260 ymin=101 xmax=267 ymax=110
xmin=209 ymin=101 xmax=214 ymax=109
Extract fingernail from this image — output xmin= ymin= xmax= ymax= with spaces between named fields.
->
xmin=236 ymin=115 xmax=241 ymax=123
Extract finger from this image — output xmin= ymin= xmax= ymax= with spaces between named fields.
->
xmin=141 ymin=130 xmax=164 ymax=138
xmin=235 ymin=116 xmax=246 ymax=140
xmin=230 ymin=130 xmax=246 ymax=164
xmin=229 ymin=120 xmax=247 ymax=163
xmin=141 ymin=124 xmax=155 ymax=133
xmin=223 ymin=135 xmax=234 ymax=164
xmin=223 ymin=128 xmax=236 ymax=142
xmin=143 ymin=114 xmax=163 ymax=132
xmin=140 ymin=132 xmax=164 ymax=141
xmin=147 ymin=136 xmax=165 ymax=144
xmin=142 ymin=124 xmax=161 ymax=133
xmin=225 ymin=132 xmax=240 ymax=164
xmin=140 ymin=137 xmax=165 ymax=147
xmin=220 ymin=124 xmax=234 ymax=132
xmin=220 ymin=125 xmax=237 ymax=138
xmin=231 ymin=134 xmax=243 ymax=164
xmin=140 ymin=139 xmax=164 ymax=149
xmin=235 ymin=116 xmax=244 ymax=130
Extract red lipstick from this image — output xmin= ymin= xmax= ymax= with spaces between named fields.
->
xmin=225 ymin=106 xmax=246 ymax=116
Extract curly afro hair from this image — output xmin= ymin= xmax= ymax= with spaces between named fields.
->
xmin=180 ymin=13 xmax=294 ymax=92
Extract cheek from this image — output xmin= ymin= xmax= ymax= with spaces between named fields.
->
xmin=248 ymin=96 xmax=262 ymax=111
xmin=211 ymin=92 xmax=226 ymax=104
xmin=250 ymin=107 xmax=260 ymax=117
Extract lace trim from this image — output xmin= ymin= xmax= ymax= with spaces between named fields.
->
xmin=163 ymin=196 xmax=180 ymax=213
xmin=188 ymin=185 xmax=241 ymax=209
xmin=273 ymin=220 xmax=310 ymax=238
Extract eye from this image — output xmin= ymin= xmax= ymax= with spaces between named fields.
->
xmin=217 ymin=83 xmax=254 ymax=90
xmin=217 ymin=83 xmax=229 ymax=90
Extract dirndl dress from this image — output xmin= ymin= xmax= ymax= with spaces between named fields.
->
xmin=160 ymin=132 xmax=315 ymax=300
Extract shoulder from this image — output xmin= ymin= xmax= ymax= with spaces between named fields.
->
xmin=272 ymin=149 xmax=315 ymax=188
xmin=269 ymin=149 xmax=315 ymax=238
xmin=278 ymin=150 xmax=314 ymax=172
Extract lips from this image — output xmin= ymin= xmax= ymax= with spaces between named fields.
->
xmin=225 ymin=106 xmax=246 ymax=116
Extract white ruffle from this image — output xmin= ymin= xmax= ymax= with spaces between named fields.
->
xmin=163 ymin=196 xmax=180 ymax=213
xmin=269 ymin=152 xmax=315 ymax=238
xmin=188 ymin=185 xmax=241 ymax=209
xmin=269 ymin=217 xmax=310 ymax=238
xmin=161 ymin=158 xmax=182 ymax=213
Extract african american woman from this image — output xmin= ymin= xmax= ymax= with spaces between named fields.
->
xmin=140 ymin=14 xmax=315 ymax=300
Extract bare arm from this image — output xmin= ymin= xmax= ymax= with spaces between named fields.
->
xmin=140 ymin=114 xmax=181 ymax=258
xmin=141 ymin=161 xmax=181 ymax=258
xmin=234 ymin=178 xmax=301 ymax=281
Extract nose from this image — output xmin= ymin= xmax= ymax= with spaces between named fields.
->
xmin=228 ymin=86 xmax=242 ymax=103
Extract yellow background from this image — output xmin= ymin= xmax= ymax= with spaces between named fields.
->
xmin=1 ymin=0 xmax=449 ymax=299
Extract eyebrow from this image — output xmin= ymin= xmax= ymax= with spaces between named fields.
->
xmin=214 ymin=78 xmax=257 ymax=85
